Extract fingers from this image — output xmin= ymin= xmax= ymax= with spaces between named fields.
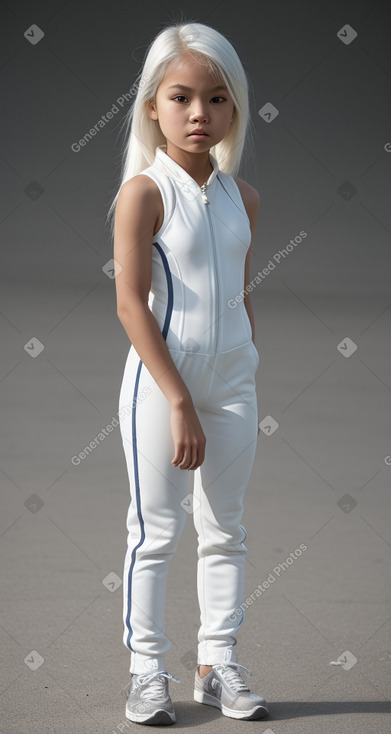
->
xmin=181 ymin=444 xmax=197 ymax=471
xmin=171 ymin=439 xmax=205 ymax=470
xmin=171 ymin=444 xmax=196 ymax=470
xmin=170 ymin=404 xmax=206 ymax=470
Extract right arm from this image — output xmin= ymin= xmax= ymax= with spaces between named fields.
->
xmin=113 ymin=176 xmax=206 ymax=470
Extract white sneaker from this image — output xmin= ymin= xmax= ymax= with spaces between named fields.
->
xmin=194 ymin=662 xmax=269 ymax=720
xmin=126 ymin=670 xmax=181 ymax=725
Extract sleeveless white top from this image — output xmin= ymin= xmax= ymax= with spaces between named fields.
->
xmin=140 ymin=144 xmax=253 ymax=355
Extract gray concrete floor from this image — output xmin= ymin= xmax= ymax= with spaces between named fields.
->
xmin=1 ymin=288 xmax=390 ymax=733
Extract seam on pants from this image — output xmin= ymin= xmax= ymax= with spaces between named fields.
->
xmin=200 ymin=482 xmax=208 ymax=661
xmin=125 ymin=241 xmax=173 ymax=650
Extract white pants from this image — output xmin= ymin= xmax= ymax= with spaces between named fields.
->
xmin=118 ymin=340 xmax=259 ymax=675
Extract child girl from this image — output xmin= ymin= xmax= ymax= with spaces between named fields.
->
xmin=108 ymin=20 xmax=269 ymax=726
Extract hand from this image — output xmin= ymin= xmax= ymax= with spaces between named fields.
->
xmin=170 ymin=402 xmax=206 ymax=470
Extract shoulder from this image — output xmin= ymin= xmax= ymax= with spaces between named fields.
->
xmin=115 ymin=174 xmax=162 ymax=228
xmin=234 ymin=177 xmax=260 ymax=234
xmin=234 ymin=177 xmax=260 ymax=213
xmin=117 ymin=173 xmax=161 ymax=205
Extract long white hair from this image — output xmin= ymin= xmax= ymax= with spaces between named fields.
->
xmin=106 ymin=21 xmax=254 ymax=234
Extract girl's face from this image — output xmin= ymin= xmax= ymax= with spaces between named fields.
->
xmin=147 ymin=52 xmax=235 ymax=154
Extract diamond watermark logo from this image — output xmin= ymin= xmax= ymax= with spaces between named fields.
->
xmin=337 ymin=337 xmax=357 ymax=358
xmin=330 ymin=650 xmax=357 ymax=670
xmin=24 ymin=24 xmax=45 ymax=45
xmin=102 ymin=572 xmax=122 ymax=592
xmin=258 ymin=102 xmax=279 ymax=124
xmin=258 ymin=416 xmax=279 ymax=436
xmin=24 ymin=494 xmax=44 ymax=514
xmin=24 ymin=650 xmax=44 ymax=671
xmin=337 ymin=24 xmax=357 ymax=45
xmin=180 ymin=494 xmax=201 ymax=515
xmin=24 ymin=337 xmax=44 ymax=357
xmin=102 ymin=258 xmax=122 ymax=279
xmin=337 ymin=494 xmax=357 ymax=513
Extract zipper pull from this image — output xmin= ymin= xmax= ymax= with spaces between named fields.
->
xmin=200 ymin=183 xmax=209 ymax=204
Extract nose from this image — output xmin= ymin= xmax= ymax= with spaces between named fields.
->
xmin=189 ymin=105 xmax=208 ymax=123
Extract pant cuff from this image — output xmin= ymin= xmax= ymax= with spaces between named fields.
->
xmin=198 ymin=645 xmax=238 ymax=666
xmin=130 ymin=654 xmax=166 ymax=675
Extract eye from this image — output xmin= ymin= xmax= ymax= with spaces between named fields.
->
xmin=172 ymin=95 xmax=227 ymax=103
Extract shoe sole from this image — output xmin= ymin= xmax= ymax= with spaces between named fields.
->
xmin=194 ymin=689 xmax=269 ymax=720
xmin=126 ymin=706 xmax=176 ymax=725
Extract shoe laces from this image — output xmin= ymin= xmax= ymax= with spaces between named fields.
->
xmin=135 ymin=671 xmax=181 ymax=701
xmin=213 ymin=662 xmax=252 ymax=692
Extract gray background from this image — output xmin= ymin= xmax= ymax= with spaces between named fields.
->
xmin=1 ymin=1 xmax=391 ymax=732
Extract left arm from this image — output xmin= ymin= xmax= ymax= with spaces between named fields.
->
xmin=234 ymin=177 xmax=261 ymax=345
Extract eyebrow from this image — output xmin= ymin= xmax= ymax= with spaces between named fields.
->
xmin=166 ymin=84 xmax=228 ymax=92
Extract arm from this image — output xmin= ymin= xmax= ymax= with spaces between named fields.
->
xmin=113 ymin=176 xmax=206 ymax=469
xmin=235 ymin=178 xmax=261 ymax=435
xmin=244 ymin=253 xmax=256 ymax=344
xmin=234 ymin=178 xmax=261 ymax=344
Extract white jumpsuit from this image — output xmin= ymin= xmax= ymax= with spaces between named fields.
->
xmin=118 ymin=143 xmax=260 ymax=675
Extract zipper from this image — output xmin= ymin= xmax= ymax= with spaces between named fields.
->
xmin=200 ymin=181 xmax=219 ymax=353
xmin=200 ymin=183 xmax=209 ymax=204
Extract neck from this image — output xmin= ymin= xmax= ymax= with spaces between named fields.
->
xmin=163 ymin=143 xmax=213 ymax=187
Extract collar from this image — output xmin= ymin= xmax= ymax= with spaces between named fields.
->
xmin=154 ymin=144 xmax=219 ymax=194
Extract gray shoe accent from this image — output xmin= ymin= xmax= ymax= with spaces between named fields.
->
xmin=126 ymin=670 xmax=181 ymax=725
xmin=194 ymin=662 xmax=269 ymax=720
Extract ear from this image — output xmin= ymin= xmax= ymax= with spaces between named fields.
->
xmin=147 ymin=99 xmax=158 ymax=120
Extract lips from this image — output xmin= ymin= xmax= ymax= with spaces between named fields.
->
xmin=188 ymin=130 xmax=209 ymax=136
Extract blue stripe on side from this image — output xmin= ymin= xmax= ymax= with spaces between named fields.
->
xmin=125 ymin=242 xmax=173 ymax=650
xmin=153 ymin=242 xmax=173 ymax=339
